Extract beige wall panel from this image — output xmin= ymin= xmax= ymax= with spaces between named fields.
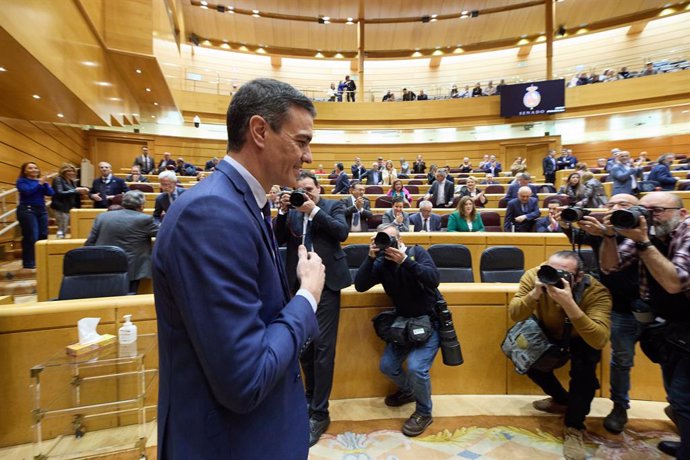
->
xmin=566 ymin=134 xmax=690 ymax=166
xmin=104 ymin=0 xmax=153 ymax=54
xmin=93 ymin=138 xmax=149 ymax=173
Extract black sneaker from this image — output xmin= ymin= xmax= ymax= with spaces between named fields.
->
xmin=308 ymin=416 xmax=330 ymax=447
xmin=384 ymin=390 xmax=415 ymax=407
xmin=402 ymin=412 xmax=433 ymax=437
xmin=603 ymin=403 xmax=628 ymax=434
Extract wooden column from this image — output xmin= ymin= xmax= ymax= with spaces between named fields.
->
xmin=545 ymin=0 xmax=554 ymax=80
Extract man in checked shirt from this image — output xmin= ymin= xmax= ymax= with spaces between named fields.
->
xmin=600 ymin=191 xmax=690 ymax=459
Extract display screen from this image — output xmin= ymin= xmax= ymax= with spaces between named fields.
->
xmin=500 ymin=79 xmax=565 ymax=117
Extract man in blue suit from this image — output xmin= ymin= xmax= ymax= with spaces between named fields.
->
xmin=410 ymin=200 xmax=442 ymax=231
xmin=152 ymin=170 xmax=185 ymax=225
xmin=648 ymin=153 xmax=678 ymax=191
xmin=351 ymin=157 xmax=367 ymax=180
xmin=152 ymin=79 xmax=326 ymax=460
xmin=504 ymin=186 xmax=541 ymax=232
xmin=610 ymin=151 xmax=643 ymax=195
xmin=332 ymin=162 xmax=350 ymax=194
xmin=363 ymin=162 xmax=383 ymax=185
xmin=89 ymin=162 xmax=128 ymax=208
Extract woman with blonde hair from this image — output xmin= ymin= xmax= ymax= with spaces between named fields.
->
xmin=381 ymin=160 xmax=397 ymax=186
xmin=577 ymin=171 xmax=608 ymax=208
xmin=50 ymin=163 xmax=89 ymax=238
xmin=455 ymin=176 xmax=487 ymax=208
xmin=447 ymin=196 xmax=485 ymax=232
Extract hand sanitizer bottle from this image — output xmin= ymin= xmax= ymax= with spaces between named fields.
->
xmin=118 ymin=314 xmax=137 ymax=345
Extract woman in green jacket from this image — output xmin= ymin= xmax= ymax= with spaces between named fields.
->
xmin=447 ymin=196 xmax=485 ymax=232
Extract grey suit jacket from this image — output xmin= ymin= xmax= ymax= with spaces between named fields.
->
xmin=382 ymin=209 xmax=410 ymax=231
xmin=85 ymin=209 xmax=158 ymax=281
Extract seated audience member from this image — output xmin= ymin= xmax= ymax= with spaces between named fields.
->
xmin=424 ymin=169 xmax=454 ymax=208
xmin=471 ymin=82 xmax=484 ymax=97
xmin=410 ymin=200 xmax=441 ymax=232
xmin=504 ymin=186 xmax=540 ymax=232
xmin=447 ymin=196 xmax=484 ymax=232
xmin=596 ymin=158 xmax=608 ymax=170
xmin=176 ymin=158 xmax=197 ymax=177
xmin=455 ymin=176 xmax=487 ymax=208
xmin=157 ymin=151 xmax=176 ymax=173
xmin=342 ymin=181 xmax=372 ymax=232
xmin=509 ymin=251 xmax=611 ymax=460
xmin=426 ymin=164 xmax=438 ymax=185
xmin=558 ymin=173 xmax=586 ymax=206
xmin=485 ymin=81 xmax=497 ymax=96
xmin=483 ymin=155 xmax=502 ymax=176
xmin=458 ymin=157 xmax=473 ymax=173
xmin=85 ymin=190 xmax=158 ymax=294
xmin=578 ymin=172 xmax=608 ymax=208
xmin=536 ymin=201 xmax=562 ymax=233
xmin=402 ymin=88 xmax=416 ymax=101
xmin=382 ymin=197 xmax=410 ymax=232
xmin=641 ymin=61 xmax=656 ymax=76
xmin=354 ymin=223 xmax=441 ymax=438
xmin=268 ymin=185 xmax=282 ymax=209
xmin=351 ymin=157 xmax=367 ymax=180
xmin=417 ymin=90 xmax=429 ymax=101
xmin=478 ymin=154 xmax=490 ymax=171
xmin=332 ymin=163 xmax=351 ymax=194
xmin=495 ymin=79 xmax=506 ymax=95
xmin=204 ymin=157 xmax=220 ymax=171
xmin=480 ymin=173 xmax=498 ymax=185
xmin=133 ymin=146 xmax=155 ymax=174
xmin=153 ymin=170 xmax=185 ymax=224
xmin=505 ymin=173 xmax=538 ymax=200
xmin=399 ymin=158 xmax=410 ymax=178
xmin=89 ymin=162 xmax=128 ymax=209
xmin=647 ymin=153 xmax=678 ymax=191
xmin=510 ymin=157 xmax=528 ymax=176
xmin=381 ymin=160 xmax=398 ymax=186
xmin=459 ymin=85 xmax=472 ymax=98
xmin=364 ymin=162 xmax=383 ymax=185
xmin=326 ymin=82 xmax=337 ymax=101
xmin=574 ymin=163 xmax=589 ymax=173
xmin=618 ymin=66 xmax=631 ymax=79
xmin=314 ymin=164 xmax=326 ymax=174
xmin=125 ymin=165 xmax=149 ymax=183
xmin=413 ymin=154 xmax=426 ymax=174
xmin=450 ymin=84 xmax=459 ymax=98
xmin=382 ymin=90 xmax=395 ymax=102
xmin=387 ymin=179 xmax=411 ymax=204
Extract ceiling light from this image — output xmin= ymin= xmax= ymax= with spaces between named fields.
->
xmin=151 ymin=115 xmax=156 ymax=118
xmin=200 ymin=0 xmax=208 ymax=5
xmin=57 ymin=113 xmax=64 ymax=118
xmin=220 ymin=43 xmax=230 ymax=49
xmin=96 ymin=81 xmax=112 ymax=86
xmin=32 ymin=94 xmax=41 ymax=99
xmin=135 ymin=69 xmax=142 ymax=74
xmin=346 ymin=17 xmax=354 ymax=24
xmin=412 ymin=51 xmax=423 ymax=57
xmin=315 ymin=52 xmax=324 ymax=58
xmin=81 ymin=61 xmax=98 ymax=67
xmin=0 ymin=67 xmax=6 ymax=72
xmin=108 ymin=97 xmax=122 ymax=101
xmin=430 ymin=14 xmax=438 ymax=22
xmin=200 ymin=5 xmax=208 ymax=9
xmin=154 ymin=102 xmax=159 ymax=106
xmin=256 ymin=47 xmax=266 ymax=54
xmin=145 ymin=87 xmax=152 ymax=92
xmin=252 ymin=9 xmax=260 ymax=17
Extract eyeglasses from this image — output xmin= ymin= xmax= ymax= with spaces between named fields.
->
xmin=642 ymin=206 xmax=681 ymax=215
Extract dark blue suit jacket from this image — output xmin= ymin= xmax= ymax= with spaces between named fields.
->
xmin=153 ymin=187 xmax=186 ymax=224
xmin=90 ymin=176 xmax=128 ymax=208
xmin=409 ymin=212 xmax=442 ymax=232
xmin=363 ymin=168 xmax=382 ymax=185
xmin=351 ymin=164 xmax=367 ymax=180
xmin=648 ymin=164 xmax=677 ymax=190
xmin=332 ymin=171 xmax=351 ymax=194
xmin=152 ymin=160 xmax=318 ymax=459
xmin=504 ymin=197 xmax=540 ymax=232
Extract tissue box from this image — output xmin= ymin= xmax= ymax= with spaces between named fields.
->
xmin=66 ymin=334 xmax=117 ymax=356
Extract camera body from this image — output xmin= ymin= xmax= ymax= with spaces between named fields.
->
xmin=537 ymin=264 xmax=573 ymax=289
xmin=289 ymin=189 xmax=309 ymax=208
xmin=374 ymin=232 xmax=399 ymax=251
xmin=561 ymin=206 xmax=591 ymax=223
xmin=435 ymin=299 xmax=464 ymax=366
xmin=610 ymin=205 xmax=651 ymax=229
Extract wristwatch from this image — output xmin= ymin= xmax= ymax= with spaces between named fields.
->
xmin=635 ymin=240 xmax=653 ymax=251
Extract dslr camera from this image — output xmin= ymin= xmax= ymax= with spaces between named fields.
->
xmin=537 ymin=264 xmax=573 ymax=289
xmin=288 ymin=188 xmax=309 ymax=208
xmin=374 ymin=231 xmax=399 ymax=251
xmin=435 ymin=299 xmax=464 ymax=366
xmin=610 ymin=205 xmax=651 ymax=229
xmin=561 ymin=206 xmax=591 ymax=223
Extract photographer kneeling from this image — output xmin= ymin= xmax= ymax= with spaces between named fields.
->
xmin=354 ymin=223 xmax=442 ymax=437
xmin=601 ymin=191 xmax=690 ymax=458
xmin=509 ymin=251 xmax=611 ymax=460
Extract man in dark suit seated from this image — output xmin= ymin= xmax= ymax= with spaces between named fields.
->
xmin=423 ymin=169 xmax=454 ymax=208
xmin=85 ymin=190 xmax=158 ymax=293
xmin=342 ymin=181 xmax=372 ymax=232
xmin=332 ymin=162 xmax=351 ymax=194
xmin=275 ymin=171 xmax=350 ymax=447
xmin=480 ymin=173 xmax=498 ymax=185
xmin=157 ymin=151 xmax=176 ymax=173
xmin=89 ymin=162 xmax=129 ymax=209
xmin=204 ymin=157 xmax=219 ymax=171
xmin=482 ymin=155 xmax=502 ymax=176
xmin=412 ymin=154 xmax=426 ymax=174
xmin=536 ymin=201 xmax=562 ymax=233
xmin=363 ymin=162 xmax=383 ymax=185
xmin=153 ymin=170 xmax=185 ymax=225
xmin=176 ymin=157 xmax=197 ymax=176
xmin=504 ymin=173 xmax=539 ymax=200
xmin=504 ymin=186 xmax=540 ymax=232
xmin=351 ymin=157 xmax=367 ymax=180
xmin=410 ymin=200 xmax=442 ymax=232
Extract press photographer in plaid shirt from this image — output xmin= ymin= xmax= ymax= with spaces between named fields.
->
xmin=600 ymin=191 xmax=690 ymax=459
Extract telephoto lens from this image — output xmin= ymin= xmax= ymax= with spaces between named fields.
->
xmin=435 ymin=299 xmax=463 ymax=366
xmin=610 ymin=205 xmax=650 ymax=229
xmin=289 ymin=189 xmax=308 ymax=207
xmin=560 ymin=206 xmax=590 ymax=223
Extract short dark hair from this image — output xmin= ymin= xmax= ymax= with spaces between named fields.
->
xmin=392 ymin=196 xmax=406 ymax=205
xmin=226 ymin=78 xmax=316 ymax=152
xmin=297 ymin=171 xmax=319 ymax=186
xmin=552 ymin=250 xmax=584 ymax=274
xmin=336 ymin=162 xmax=344 ymax=171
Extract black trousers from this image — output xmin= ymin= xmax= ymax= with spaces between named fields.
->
xmin=527 ymin=337 xmax=601 ymax=429
xmin=545 ymin=173 xmax=556 ymax=184
xmin=300 ymin=287 xmax=340 ymax=420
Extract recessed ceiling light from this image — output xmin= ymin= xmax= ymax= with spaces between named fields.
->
xmin=109 ymin=97 xmax=122 ymax=101
xmin=154 ymin=102 xmax=159 ymax=106
xmin=200 ymin=5 xmax=208 ymax=9
xmin=252 ymin=9 xmax=260 ymax=17
xmin=32 ymin=94 xmax=41 ymax=100
xmin=0 ymin=67 xmax=6 ymax=72
xmin=200 ymin=0 xmax=208 ymax=5
xmin=81 ymin=61 xmax=98 ymax=67
xmin=96 ymin=81 xmax=112 ymax=86
xmin=135 ymin=69 xmax=142 ymax=74
xmin=151 ymin=115 xmax=156 ymax=118
xmin=57 ymin=113 xmax=64 ymax=118
xmin=145 ymin=88 xmax=151 ymax=92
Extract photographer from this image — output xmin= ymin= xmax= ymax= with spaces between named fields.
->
xmin=354 ymin=223 xmax=441 ymax=438
xmin=600 ymin=191 xmax=690 ymax=458
xmin=509 ymin=251 xmax=611 ymax=460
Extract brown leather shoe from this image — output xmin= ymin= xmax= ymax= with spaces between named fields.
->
xmin=402 ymin=412 xmax=433 ymax=437
xmin=384 ymin=390 xmax=415 ymax=407
xmin=532 ymin=397 xmax=567 ymax=414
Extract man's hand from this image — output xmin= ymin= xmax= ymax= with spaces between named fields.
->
xmin=545 ymin=277 xmax=574 ymax=306
xmin=39 ymin=175 xmax=48 ymax=185
xmin=515 ymin=215 xmax=527 ymax=223
xmin=384 ymin=246 xmax=406 ymax=264
xmin=91 ymin=193 xmax=103 ymax=202
xmin=578 ymin=215 xmax=609 ymax=236
xmin=296 ymin=197 xmax=316 ymax=215
xmin=355 ymin=196 xmax=364 ymax=210
xmin=394 ymin=212 xmax=404 ymax=225
xmin=602 ymin=214 xmax=649 ymax=243
xmin=279 ymin=193 xmax=291 ymax=212
xmin=528 ymin=278 xmax=545 ymax=302
xmin=76 ymin=187 xmax=90 ymax=194
xmin=296 ymin=245 xmax=325 ymax=305
xmin=368 ymin=235 xmax=380 ymax=259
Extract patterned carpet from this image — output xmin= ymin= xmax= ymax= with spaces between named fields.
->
xmin=309 ymin=416 xmax=678 ymax=459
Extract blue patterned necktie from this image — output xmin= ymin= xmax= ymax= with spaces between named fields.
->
xmin=303 ymin=219 xmax=313 ymax=252
xmin=262 ymin=203 xmax=290 ymax=300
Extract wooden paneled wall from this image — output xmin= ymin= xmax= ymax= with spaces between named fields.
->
xmin=565 ymin=133 xmax=690 ymax=166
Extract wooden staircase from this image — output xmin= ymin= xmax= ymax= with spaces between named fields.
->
xmin=0 ymin=260 xmax=37 ymax=301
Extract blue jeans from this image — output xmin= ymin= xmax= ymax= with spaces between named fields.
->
xmin=16 ymin=204 xmax=48 ymax=269
xmin=379 ymin=330 xmax=440 ymax=416
xmin=609 ymin=311 xmax=644 ymax=408
xmin=661 ymin=353 xmax=690 ymax=459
